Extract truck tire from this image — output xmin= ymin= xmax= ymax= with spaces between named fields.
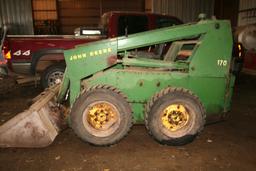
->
xmin=70 ymin=85 xmax=133 ymax=146
xmin=145 ymin=87 xmax=205 ymax=145
xmin=41 ymin=64 xmax=65 ymax=89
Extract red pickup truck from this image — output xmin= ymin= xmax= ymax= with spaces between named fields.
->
xmin=1 ymin=11 xmax=182 ymax=88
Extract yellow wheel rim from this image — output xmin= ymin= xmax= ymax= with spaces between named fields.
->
xmin=161 ymin=104 xmax=189 ymax=131
xmin=86 ymin=102 xmax=118 ymax=131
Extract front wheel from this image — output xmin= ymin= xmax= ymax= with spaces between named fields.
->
xmin=40 ymin=64 xmax=65 ymax=89
xmin=70 ymin=85 xmax=133 ymax=146
xmin=145 ymin=87 xmax=205 ymax=145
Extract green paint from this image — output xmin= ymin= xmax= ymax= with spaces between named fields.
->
xmin=59 ymin=17 xmax=235 ymax=124
xmin=84 ymin=69 xmax=227 ymax=122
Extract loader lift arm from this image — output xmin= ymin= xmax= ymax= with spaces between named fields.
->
xmin=61 ymin=18 xmax=232 ymax=105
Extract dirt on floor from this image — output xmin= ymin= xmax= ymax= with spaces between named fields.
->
xmin=0 ymin=74 xmax=255 ymax=171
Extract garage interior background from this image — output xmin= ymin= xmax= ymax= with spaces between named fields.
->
xmin=0 ymin=0 xmax=255 ymax=35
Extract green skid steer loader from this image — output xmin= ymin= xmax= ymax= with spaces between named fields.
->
xmin=0 ymin=15 xmax=235 ymax=147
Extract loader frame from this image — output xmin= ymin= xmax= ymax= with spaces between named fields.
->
xmin=0 ymin=16 xmax=235 ymax=147
xmin=60 ymin=18 xmax=234 ymax=122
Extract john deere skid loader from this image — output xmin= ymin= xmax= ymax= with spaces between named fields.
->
xmin=0 ymin=15 xmax=235 ymax=147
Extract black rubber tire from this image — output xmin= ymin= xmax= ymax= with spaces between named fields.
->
xmin=70 ymin=85 xmax=133 ymax=146
xmin=145 ymin=87 xmax=205 ymax=146
xmin=40 ymin=64 xmax=65 ymax=89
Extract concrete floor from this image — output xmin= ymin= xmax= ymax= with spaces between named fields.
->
xmin=0 ymin=74 xmax=255 ymax=171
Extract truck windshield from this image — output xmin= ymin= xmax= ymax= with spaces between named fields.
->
xmin=156 ymin=17 xmax=182 ymax=28
xmin=117 ymin=15 xmax=148 ymax=36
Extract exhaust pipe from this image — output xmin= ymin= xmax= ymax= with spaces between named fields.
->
xmin=0 ymin=85 xmax=66 ymax=148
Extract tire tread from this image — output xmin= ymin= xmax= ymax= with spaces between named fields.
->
xmin=144 ymin=87 xmax=206 ymax=144
xmin=71 ymin=84 xmax=132 ymax=146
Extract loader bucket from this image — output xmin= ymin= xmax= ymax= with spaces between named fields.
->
xmin=0 ymin=85 xmax=65 ymax=148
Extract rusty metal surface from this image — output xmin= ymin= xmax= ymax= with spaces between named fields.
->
xmin=0 ymin=85 xmax=65 ymax=148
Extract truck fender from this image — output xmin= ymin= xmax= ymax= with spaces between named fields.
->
xmin=30 ymin=48 xmax=64 ymax=75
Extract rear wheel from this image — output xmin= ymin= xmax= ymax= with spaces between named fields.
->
xmin=41 ymin=64 xmax=65 ymax=89
xmin=71 ymin=85 xmax=133 ymax=146
xmin=145 ymin=87 xmax=205 ymax=145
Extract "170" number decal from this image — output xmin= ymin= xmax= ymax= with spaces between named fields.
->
xmin=217 ymin=59 xmax=227 ymax=66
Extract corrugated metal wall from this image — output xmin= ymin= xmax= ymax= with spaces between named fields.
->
xmin=145 ymin=0 xmax=153 ymax=13
xmin=0 ymin=0 xmax=34 ymax=34
xmin=238 ymin=0 xmax=256 ymax=26
xmin=58 ymin=0 xmax=145 ymax=34
xmin=33 ymin=0 xmax=57 ymax=20
xmin=214 ymin=0 xmax=239 ymax=27
xmin=152 ymin=0 xmax=215 ymax=23
xmin=101 ymin=0 xmax=145 ymax=14
xmin=32 ymin=0 xmax=58 ymax=34
xmin=58 ymin=0 xmax=101 ymax=34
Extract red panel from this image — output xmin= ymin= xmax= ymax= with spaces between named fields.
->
xmin=244 ymin=51 xmax=256 ymax=71
xmin=6 ymin=36 xmax=99 ymax=62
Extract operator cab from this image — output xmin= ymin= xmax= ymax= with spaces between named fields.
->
xmin=164 ymin=40 xmax=198 ymax=62
xmin=127 ymin=40 xmax=198 ymax=63
xmin=123 ymin=39 xmax=199 ymax=73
